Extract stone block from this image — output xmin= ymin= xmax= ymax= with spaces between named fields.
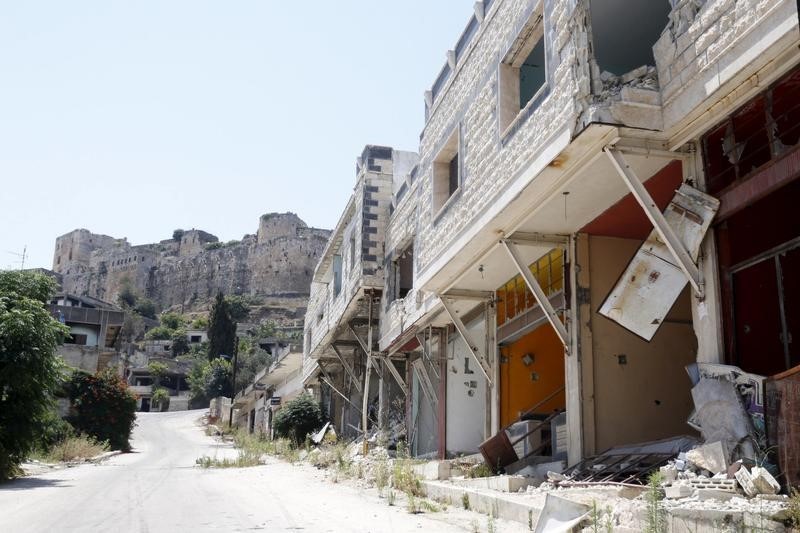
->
xmin=410 ymin=461 xmax=451 ymax=481
xmin=664 ymin=484 xmax=693 ymax=499
xmin=686 ymin=441 xmax=729 ymax=474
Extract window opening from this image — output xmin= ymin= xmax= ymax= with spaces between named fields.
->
xmin=432 ymin=127 xmax=460 ymax=213
xmin=395 ymin=244 xmax=414 ymax=300
xmin=498 ymin=9 xmax=546 ymax=133
xmin=589 ymin=0 xmax=669 ymax=76
xmin=332 ymin=254 xmax=342 ymax=297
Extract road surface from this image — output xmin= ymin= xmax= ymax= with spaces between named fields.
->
xmin=0 ymin=410 xmax=522 ymax=532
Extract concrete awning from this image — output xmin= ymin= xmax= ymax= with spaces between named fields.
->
xmin=421 ymin=124 xmax=682 ymax=297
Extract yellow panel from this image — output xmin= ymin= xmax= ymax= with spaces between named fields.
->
xmin=499 ymin=324 xmax=566 ymax=427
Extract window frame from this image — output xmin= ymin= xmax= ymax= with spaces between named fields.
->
xmin=497 ymin=7 xmax=549 ymax=140
xmin=431 ymin=124 xmax=462 ymax=220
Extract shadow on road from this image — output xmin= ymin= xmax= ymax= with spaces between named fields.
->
xmin=0 ymin=477 xmax=72 ymax=491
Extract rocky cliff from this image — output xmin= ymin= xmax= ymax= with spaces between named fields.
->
xmin=53 ymin=213 xmax=330 ymax=322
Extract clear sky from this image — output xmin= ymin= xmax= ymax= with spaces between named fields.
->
xmin=0 ymin=2 xmax=472 ymax=269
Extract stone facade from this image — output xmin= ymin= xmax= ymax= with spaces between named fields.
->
xmin=53 ymin=213 xmax=330 ymax=319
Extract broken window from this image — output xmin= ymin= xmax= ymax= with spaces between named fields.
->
xmin=589 ymin=0 xmax=670 ymax=77
xmin=703 ymin=67 xmax=800 ymax=194
xmin=332 ymin=254 xmax=342 ymax=297
xmin=432 ymin=126 xmax=460 ymax=214
xmin=66 ymin=333 xmax=88 ymax=345
xmin=395 ymin=244 xmax=414 ymax=300
xmin=496 ymin=249 xmax=564 ymax=327
xmin=498 ymin=7 xmax=546 ymax=134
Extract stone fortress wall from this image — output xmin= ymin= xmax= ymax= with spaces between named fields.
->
xmin=53 ymin=213 xmax=331 ymax=320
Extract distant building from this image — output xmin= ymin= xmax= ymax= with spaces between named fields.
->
xmin=49 ymin=293 xmax=125 ymax=373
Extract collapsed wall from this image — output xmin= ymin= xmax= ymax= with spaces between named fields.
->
xmin=53 ymin=213 xmax=331 ymax=320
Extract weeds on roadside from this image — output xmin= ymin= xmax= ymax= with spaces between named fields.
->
xmin=33 ymin=435 xmax=109 ymax=463
xmin=462 ymin=493 xmax=471 ymax=510
xmin=195 ymin=449 xmax=263 ymax=468
xmin=387 ymin=489 xmax=396 ymax=506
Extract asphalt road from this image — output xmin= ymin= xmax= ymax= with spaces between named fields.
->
xmin=0 ymin=410 xmax=518 ymax=533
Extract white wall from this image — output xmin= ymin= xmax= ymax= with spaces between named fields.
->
xmin=69 ymin=325 xmax=99 ymax=347
xmin=446 ymin=313 xmax=487 ymax=455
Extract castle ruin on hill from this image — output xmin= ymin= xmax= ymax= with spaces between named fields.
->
xmin=52 ymin=212 xmax=330 ymax=322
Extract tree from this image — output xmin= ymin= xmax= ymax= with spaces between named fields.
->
xmin=207 ymin=293 xmax=236 ymax=360
xmin=187 ymin=357 xmax=231 ymax=402
xmin=67 ymin=370 xmax=137 ymax=451
xmin=272 ymin=394 xmax=324 ymax=445
xmin=172 ymin=229 xmax=184 ymax=241
xmin=133 ymin=298 xmax=157 ymax=319
xmin=159 ymin=312 xmax=184 ymax=330
xmin=170 ymin=328 xmax=189 ymax=357
xmin=0 ymin=271 xmax=69 ymax=479
xmin=224 ymin=295 xmax=251 ymax=321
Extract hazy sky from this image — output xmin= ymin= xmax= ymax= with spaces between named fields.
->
xmin=0 ymin=2 xmax=471 ymax=269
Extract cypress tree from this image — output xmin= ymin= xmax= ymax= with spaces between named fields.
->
xmin=207 ymin=292 xmax=236 ymax=360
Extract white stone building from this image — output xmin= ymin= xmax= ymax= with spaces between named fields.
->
xmin=304 ymin=0 xmax=800 ymax=482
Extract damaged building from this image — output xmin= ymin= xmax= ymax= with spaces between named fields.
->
xmin=302 ymin=0 xmax=800 ymax=502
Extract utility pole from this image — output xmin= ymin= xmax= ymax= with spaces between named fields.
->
xmin=7 ymin=246 xmax=27 ymax=270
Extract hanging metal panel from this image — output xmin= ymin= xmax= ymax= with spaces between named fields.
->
xmin=599 ymin=183 xmax=719 ymax=340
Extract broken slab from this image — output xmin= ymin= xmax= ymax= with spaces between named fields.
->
xmin=685 ymin=441 xmax=729 ymax=474
xmin=690 ymin=378 xmax=755 ymax=458
xmin=736 ymin=465 xmax=780 ymax=496
xmin=533 ymin=493 xmax=591 ymax=533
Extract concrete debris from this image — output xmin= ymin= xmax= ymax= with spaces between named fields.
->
xmin=687 ymin=478 xmax=737 ymax=492
xmin=664 ymin=485 xmax=693 ymax=499
xmin=597 ymin=66 xmax=658 ymax=98
xmin=685 ymin=441 xmax=729 ymax=474
xmin=696 ymin=489 xmax=736 ymax=502
xmin=690 ymin=378 xmax=755 ymax=458
xmin=735 ymin=465 xmax=780 ymax=497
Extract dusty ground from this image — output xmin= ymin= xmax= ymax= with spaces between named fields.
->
xmin=0 ymin=410 xmax=525 ymax=532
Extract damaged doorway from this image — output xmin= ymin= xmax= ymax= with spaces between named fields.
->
xmin=718 ymin=179 xmax=800 ymax=376
xmin=496 ymin=249 xmax=567 ymax=453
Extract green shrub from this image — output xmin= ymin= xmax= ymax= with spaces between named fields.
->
xmin=272 ymin=394 xmax=324 ymax=445
xmin=204 ymin=242 xmax=223 ymax=251
xmin=151 ymin=387 xmax=170 ymax=412
xmin=67 ymin=370 xmax=137 ymax=451
xmin=144 ymin=325 xmax=173 ymax=341
xmin=41 ymin=435 xmax=108 ymax=463
xmin=132 ymin=298 xmax=157 ymax=319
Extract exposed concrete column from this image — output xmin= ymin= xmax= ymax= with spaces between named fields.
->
xmin=687 ymin=144 xmax=725 ymax=363
xmin=361 ymin=292 xmax=374 ymax=454
xmin=565 ymin=233 xmax=587 ymax=466
xmin=574 ymin=234 xmax=596 ymax=458
xmin=486 ymin=301 xmax=500 ymax=438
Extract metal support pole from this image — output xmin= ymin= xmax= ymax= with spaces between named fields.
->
xmin=501 ymin=239 xmax=570 ymax=349
xmin=604 ymin=147 xmax=703 ymax=296
xmin=439 ymin=297 xmax=493 ymax=385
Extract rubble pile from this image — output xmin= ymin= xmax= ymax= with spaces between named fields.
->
xmin=597 ymin=65 xmax=659 ymax=99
